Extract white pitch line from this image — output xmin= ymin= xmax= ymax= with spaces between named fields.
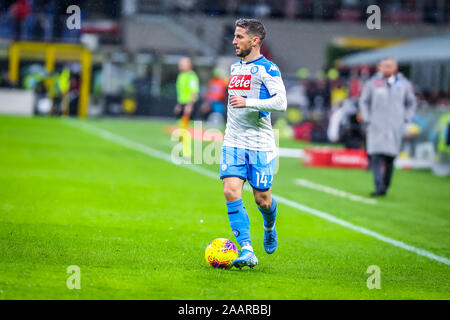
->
xmin=66 ymin=120 xmax=450 ymax=266
xmin=294 ymin=178 xmax=377 ymax=205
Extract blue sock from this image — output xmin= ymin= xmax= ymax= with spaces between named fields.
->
xmin=226 ymin=199 xmax=251 ymax=249
xmin=258 ymin=197 xmax=277 ymax=230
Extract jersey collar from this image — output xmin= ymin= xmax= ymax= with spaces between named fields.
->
xmin=241 ymin=55 xmax=264 ymax=65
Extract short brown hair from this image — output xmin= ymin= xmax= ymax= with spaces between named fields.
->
xmin=235 ymin=18 xmax=266 ymax=46
xmin=378 ymin=57 xmax=398 ymax=66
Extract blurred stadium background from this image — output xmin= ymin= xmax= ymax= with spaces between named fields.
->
xmin=0 ymin=0 xmax=449 ymax=174
xmin=0 ymin=0 xmax=449 ymax=300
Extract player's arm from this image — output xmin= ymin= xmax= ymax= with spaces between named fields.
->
xmin=229 ymin=91 xmax=287 ymax=112
xmin=188 ymin=74 xmax=200 ymax=104
xmin=244 ymin=68 xmax=287 ymax=112
xmin=404 ymin=81 xmax=417 ymax=123
xmin=358 ymin=80 xmax=372 ymax=124
xmin=182 ymin=74 xmax=199 ymax=115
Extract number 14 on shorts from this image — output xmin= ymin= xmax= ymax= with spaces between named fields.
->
xmin=255 ymin=172 xmax=273 ymax=188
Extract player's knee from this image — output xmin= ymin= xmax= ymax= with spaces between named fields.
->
xmin=259 ymin=201 xmax=271 ymax=210
xmin=224 ymin=185 xmax=241 ymax=202
xmin=255 ymin=195 xmax=271 ymax=210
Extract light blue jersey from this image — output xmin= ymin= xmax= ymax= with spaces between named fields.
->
xmin=220 ymin=55 xmax=286 ymax=190
xmin=224 ymin=55 xmax=287 ymax=153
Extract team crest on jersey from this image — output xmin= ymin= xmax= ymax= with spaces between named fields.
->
xmin=228 ymin=74 xmax=251 ymax=90
xmin=250 ymin=66 xmax=258 ymax=74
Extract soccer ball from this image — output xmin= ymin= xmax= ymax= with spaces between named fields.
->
xmin=205 ymin=238 xmax=238 ymax=269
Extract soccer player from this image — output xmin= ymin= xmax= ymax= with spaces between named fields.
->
xmin=174 ymin=57 xmax=199 ymax=129
xmin=174 ymin=57 xmax=199 ymax=157
xmin=221 ymin=18 xmax=287 ymax=269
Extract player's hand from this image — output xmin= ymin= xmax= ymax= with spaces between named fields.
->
xmin=174 ymin=104 xmax=182 ymax=115
xmin=230 ymin=96 xmax=246 ymax=108
xmin=184 ymin=103 xmax=193 ymax=115
xmin=356 ymin=112 xmax=363 ymax=123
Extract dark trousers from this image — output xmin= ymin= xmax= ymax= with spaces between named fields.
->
xmin=14 ymin=19 xmax=22 ymax=40
xmin=371 ymin=154 xmax=395 ymax=193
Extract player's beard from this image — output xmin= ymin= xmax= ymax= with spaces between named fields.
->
xmin=237 ymin=47 xmax=252 ymax=58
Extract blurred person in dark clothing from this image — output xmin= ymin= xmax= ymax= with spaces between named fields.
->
xmin=328 ymin=98 xmax=364 ymax=149
xmin=307 ymin=78 xmax=330 ymax=114
xmin=0 ymin=72 xmax=13 ymax=88
xmin=33 ymin=0 xmax=53 ymax=41
xmin=359 ymin=57 xmax=417 ymax=196
xmin=9 ymin=0 xmax=31 ymax=40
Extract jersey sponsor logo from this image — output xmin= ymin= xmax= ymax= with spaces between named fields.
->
xmin=228 ymin=74 xmax=251 ymax=90
xmin=268 ymin=65 xmax=278 ymax=72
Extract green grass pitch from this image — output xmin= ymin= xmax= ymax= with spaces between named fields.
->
xmin=0 ymin=115 xmax=449 ymax=299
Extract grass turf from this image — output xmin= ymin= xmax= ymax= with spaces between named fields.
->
xmin=0 ymin=115 xmax=449 ymax=299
